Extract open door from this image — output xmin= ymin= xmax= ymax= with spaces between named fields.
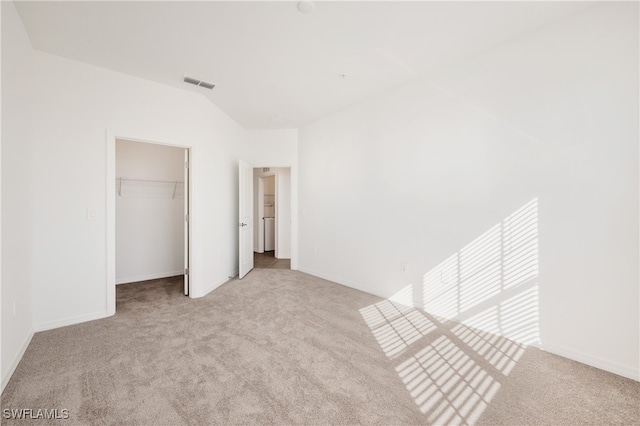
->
xmin=238 ymin=159 xmax=254 ymax=278
xmin=184 ymin=149 xmax=190 ymax=295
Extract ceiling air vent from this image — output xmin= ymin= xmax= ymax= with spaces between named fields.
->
xmin=183 ymin=75 xmax=216 ymax=90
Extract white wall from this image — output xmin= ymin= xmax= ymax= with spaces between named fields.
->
xmin=276 ymin=168 xmax=292 ymax=259
xmin=264 ymin=175 xmax=275 ymax=197
xmin=242 ymin=129 xmax=298 ymax=166
xmin=253 ymin=168 xmax=292 ymax=259
xmin=298 ymin=3 xmax=639 ymax=380
xmin=116 ymin=140 xmax=185 ymax=284
xmin=1 ymin=1 xmax=35 ymax=391
xmin=15 ymin=27 xmax=246 ymax=330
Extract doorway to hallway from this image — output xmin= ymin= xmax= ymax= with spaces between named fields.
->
xmin=238 ymin=159 xmax=295 ymax=279
xmin=253 ymin=252 xmax=291 ymax=270
xmin=254 ymin=167 xmax=291 ymax=270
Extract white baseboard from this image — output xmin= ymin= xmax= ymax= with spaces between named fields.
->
xmin=1 ymin=329 xmax=34 ymax=392
xmin=538 ymin=342 xmax=639 ymax=382
xmin=35 ymin=310 xmax=108 ymax=333
xmin=296 ymin=266 xmax=386 ymax=300
xmin=298 ymin=266 xmax=639 ymax=382
xmin=116 ymin=271 xmax=183 ymax=285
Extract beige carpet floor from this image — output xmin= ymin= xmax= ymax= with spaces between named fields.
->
xmin=2 ymin=269 xmax=639 ymax=425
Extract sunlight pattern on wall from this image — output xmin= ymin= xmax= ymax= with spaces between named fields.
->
xmin=423 ymin=198 xmax=539 ymax=344
xmin=455 ymin=285 xmax=540 ymax=346
xmin=359 ymin=199 xmax=540 ymax=425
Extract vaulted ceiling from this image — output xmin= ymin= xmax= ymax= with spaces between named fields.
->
xmin=15 ymin=1 xmax=593 ymax=129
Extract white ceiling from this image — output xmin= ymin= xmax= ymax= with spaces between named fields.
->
xmin=15 ymin=1 xmax=593 ymax=129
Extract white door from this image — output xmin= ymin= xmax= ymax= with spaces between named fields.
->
xmin=238 ymin=159 xmax=254 ymax=278
xmin=184 ymin=149 xmax=190 ymax=295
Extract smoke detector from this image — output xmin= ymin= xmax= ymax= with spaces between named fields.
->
xmin=183 ymin=75 xmax=216 ymax=90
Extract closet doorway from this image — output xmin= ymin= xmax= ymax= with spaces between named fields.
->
xmin=253 ymin=167 xmax=291 ymax=270
xmin=115 ymin=139 xmax=190 ymax=298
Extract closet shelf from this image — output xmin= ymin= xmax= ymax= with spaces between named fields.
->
xmin=117 ymin=177 xmax=184 ymax=185
xmin=116 ymin=177 xmax=185 ymax=199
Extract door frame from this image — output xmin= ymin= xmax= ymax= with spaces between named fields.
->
xmin=249 ymin=164 xmax=296 ymax=268
xmin=106 ymin=130 xmax=194 ymax=316
xmin=238 ymin=159 xmax=254 ymax=279
xmin=256 ymin=172 xmax=277 ymax=255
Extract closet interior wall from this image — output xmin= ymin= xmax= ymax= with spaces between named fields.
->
xmin=116 ymin=139 xmax=185 ymax=284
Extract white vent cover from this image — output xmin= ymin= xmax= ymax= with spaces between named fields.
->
xmin=183 ymin=75 xmax=216 ymax=90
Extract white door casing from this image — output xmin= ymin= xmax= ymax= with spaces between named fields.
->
xmin=257 ymin=176 xmax=265 ymax=253
xmin=184 ymin=148 xmax=190 ymax=295
xmin=238 ymin=159 xmax=254 ymax=278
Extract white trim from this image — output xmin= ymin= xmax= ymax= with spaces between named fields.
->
xmin=296 ymin=266 xmax=386 ymax=299
xmin=256 ymin=175 xmax=266 ymax=253
xmin=34 ymin=311 xmax=108 ymax=333
xmin=274 ymin=173 xmax=279 ymax=258
xmin=290 ymin=164 xmax=298 ymax=269
xmin=1 ymin=330 xmax=34 ymax=392
xmin=536 ymin=342 xmax=640 ymax=382
xmin=116 ymin=271 xmax=184 ymax=285
xmin=106 ymin=130 xmax=116 ymax=316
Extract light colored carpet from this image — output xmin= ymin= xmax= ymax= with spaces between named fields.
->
xmin=2 ymin=269 xmax=639 ymax=425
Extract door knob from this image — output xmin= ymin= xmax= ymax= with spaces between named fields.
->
xmin=239 ymin=222 xmax=247 ymax=227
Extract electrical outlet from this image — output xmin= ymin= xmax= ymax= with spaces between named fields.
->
xmin=402 ymin=264 xmax=409 ymax=273
xmin=313 ymin=246 xmax=318 ymax=255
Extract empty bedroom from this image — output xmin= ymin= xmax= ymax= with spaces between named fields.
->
xmin=1 ymin=1 xmax=639 ymax=424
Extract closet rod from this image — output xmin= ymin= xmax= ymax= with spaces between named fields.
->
xmin=117 ymin=177 xmax=184 ymax=185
